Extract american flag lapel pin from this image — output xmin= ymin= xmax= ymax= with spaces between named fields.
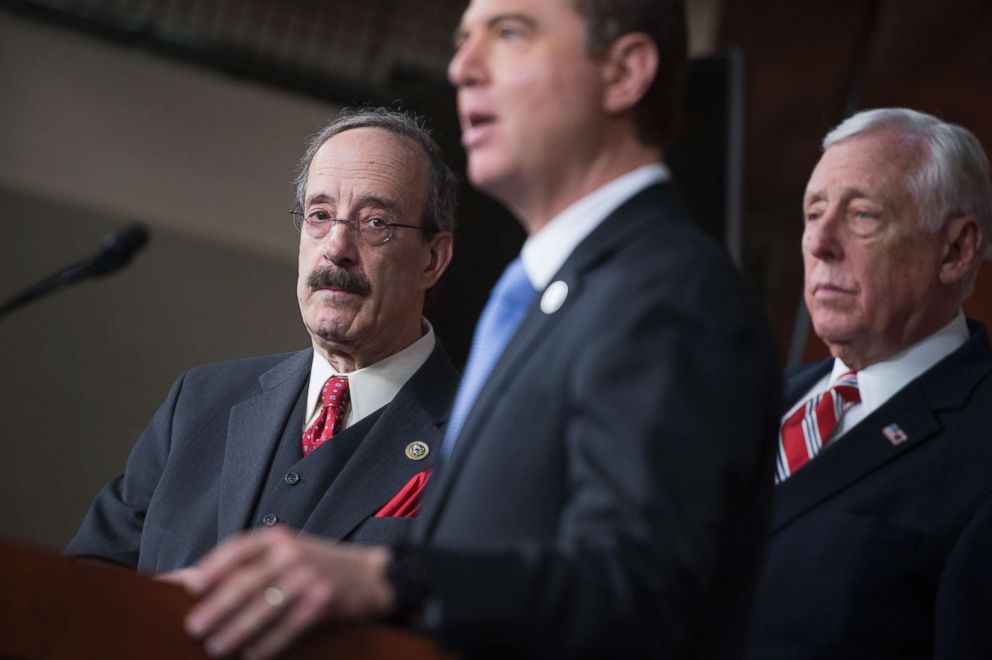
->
xmin=881 ymin=423 xmax=909 ymax=446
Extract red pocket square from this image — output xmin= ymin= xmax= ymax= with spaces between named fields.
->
xmin=374 ymin=469 xmax=432 ymax=518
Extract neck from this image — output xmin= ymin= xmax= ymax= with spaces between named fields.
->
xmin=504 ymin=138 xmax=663 ymax=236
xmin=829 ymin=306 xmax=961 ymax=371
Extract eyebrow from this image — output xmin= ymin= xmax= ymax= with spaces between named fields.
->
xmin=452 ymin=13 xmax=537 ymax=46
xmin=305 ymin=193 xmax=335 ymax=208
xmin=305 ymin=192 xmax=400 ymax=215
xmin=804 ymin=187 xmax=874 ymax=206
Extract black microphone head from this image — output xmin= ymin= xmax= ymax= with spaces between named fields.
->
xmin=92 ymin=223 xmax=150 ymax=276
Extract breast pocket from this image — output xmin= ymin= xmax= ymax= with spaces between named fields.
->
xmin=346 ymin=516 xmax=416 ymax=546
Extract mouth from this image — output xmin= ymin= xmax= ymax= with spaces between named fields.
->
xmin=811 ymin=282 xmax=855 ymax=298
xmin=461 ymin=110 xmax=497 ymax=149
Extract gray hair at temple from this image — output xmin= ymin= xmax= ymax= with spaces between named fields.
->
xmin=823 ymin=108 xmax=992 ymax=296
xmin=294 ymin=107 xmax=458 ymax=235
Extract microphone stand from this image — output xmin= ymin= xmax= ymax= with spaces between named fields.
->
xmin=0 ymin=224 xmax=150 ymax=321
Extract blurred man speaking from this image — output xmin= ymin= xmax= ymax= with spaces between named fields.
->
xmin=171 ymin=2 xmax=780 ymax=658
xmin=748 ymin=108 xmax=992 ymax=659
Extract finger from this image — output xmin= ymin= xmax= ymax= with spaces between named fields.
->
xmin=189 ymin=528 xmax=287 ymax=596
xmin=202 ymin=587 xmax=290 ymax=658
xmin=155 ymin=566 xmax=199 ymax=587
xmin=240 ymin=555 xmax=339 ymax=660
xmin=243 ymin=581 xmax=334 ymax=660
xmin=186 ymin=553 xmax=280 ymax=640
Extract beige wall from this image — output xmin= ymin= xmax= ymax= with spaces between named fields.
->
xmin=0 ymin=13 xmax=339 ymax=549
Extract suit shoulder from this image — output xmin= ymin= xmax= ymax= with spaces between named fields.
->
xmin=180 ymin=349 xmax=310 ymax=389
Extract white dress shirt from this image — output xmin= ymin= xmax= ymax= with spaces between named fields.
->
xmin=786 ymin=312 xmax=969 ymax=439
xmin=520 ymin=163 xmax=671 ymax=289
xmin=304 ymin=321 xmax=436 ymax=430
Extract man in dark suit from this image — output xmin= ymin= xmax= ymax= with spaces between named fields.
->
xmin=66 ymin=107 xmax=460 ymax=570
xmin=747 ymin=108 xmax=992 ymax=659
xmin=172 ymin=1 xmax=780 ymax=658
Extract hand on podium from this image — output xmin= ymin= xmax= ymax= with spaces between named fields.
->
xmin=162 ymin=526 xmax=396 ymax=659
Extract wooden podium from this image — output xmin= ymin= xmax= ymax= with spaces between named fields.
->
xmin=0 ymin=543 xmax=453 ymax=659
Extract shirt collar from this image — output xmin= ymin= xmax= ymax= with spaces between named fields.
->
xmin=306 ymin=320 xmax=436 ymax=428
xmin=831 ymin=311 xmax=969 ymax=414
xmin=520 ymin=163 xmax=670 ymax=289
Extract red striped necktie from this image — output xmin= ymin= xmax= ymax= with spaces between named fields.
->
xmin=776 ymin=371 xmax=860 ymax=483
xmin=302 ymin=376 xmax=350 ymax=457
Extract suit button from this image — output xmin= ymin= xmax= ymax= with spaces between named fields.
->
xmin=262 ymin=513 xmax=278 ymax=527
xmin=284 ymin=472 xmax=300 ymax=485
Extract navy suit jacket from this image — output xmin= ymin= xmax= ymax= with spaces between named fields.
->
xmin=410 ymin=183 xmax=781 ymax=658
xmin=67 ymin=342 xmax=458 ymax=572
xmin=747 ymin=321 xmax=992 ymax=659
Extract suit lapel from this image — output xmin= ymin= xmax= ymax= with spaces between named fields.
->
xmin=771 ymin=384 xmax=939 ymax=531
xmin=419 ymin=183 xmax=684 ymax=534
xmin=772 ymin=322 xmax=992 ymax=532
xmin=302 ymin=343 xmax=458 ymax=538
xmin=217 ymin=350 xmax=311 ymax=540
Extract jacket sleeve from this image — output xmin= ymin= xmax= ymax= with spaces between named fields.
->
xmin=64 ymin=373 xmax=186 ymax=568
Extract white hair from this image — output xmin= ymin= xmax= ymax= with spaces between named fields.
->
xmin=824 ymin=108 xmax=992 ymax=296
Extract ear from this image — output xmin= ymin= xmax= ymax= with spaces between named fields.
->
xmin=600 ymin=33 xmax=659 ymax=115
xmin=939 ymin=214 xmax=983 ymax=286
xmin=421 ymin=232 xmax=454 ymax=289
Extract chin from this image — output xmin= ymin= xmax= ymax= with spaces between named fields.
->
xmin=308 ymin=315 xmax=358 ymax=343
xmin=467 ymin=155 xmax=513 ymax=192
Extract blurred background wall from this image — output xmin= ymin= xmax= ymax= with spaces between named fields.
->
xmin=0 ymin=13 xmax=333 ymax=547
xmin=1 ymin=0 xmax=990 ymax=550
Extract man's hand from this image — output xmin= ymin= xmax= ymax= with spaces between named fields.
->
xmin=170 ymin=527 xmax=395 ymax=659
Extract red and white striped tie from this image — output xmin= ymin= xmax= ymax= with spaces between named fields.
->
xmin=776 ymin=371 xmax=860 ymax=483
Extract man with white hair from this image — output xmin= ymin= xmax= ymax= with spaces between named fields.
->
xmin=747 ymin=108 xmax=992 ymax=658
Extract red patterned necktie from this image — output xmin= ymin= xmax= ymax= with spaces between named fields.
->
xmin=775 ymin=371 xmax=860 ymax=483
xmin=302 ymin=376 xmax=350 ymax=457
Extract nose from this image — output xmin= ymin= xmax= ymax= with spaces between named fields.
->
xmin=803 ymin=210 xmax=843 ymax=263
xmin=448 ymin=33 xmax=484 ymax=89
xmin=320 ymin=221 xmax=360 ymax=268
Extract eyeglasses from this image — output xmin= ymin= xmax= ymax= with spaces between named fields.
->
xmin=289 ymin=210 xmax=427 ymax=246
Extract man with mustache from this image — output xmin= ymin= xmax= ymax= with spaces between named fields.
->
xmin=168 ymin=0 xmax=781 ymax=658
xmin=67 ymin=107 xmax=459 ymax=569
xmin=747 ymin=108 xmax=992 ymax=658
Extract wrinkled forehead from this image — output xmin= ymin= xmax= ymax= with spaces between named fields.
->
xmin=805 ymin=131 xmax=925 ymax=204
xmin=305 ymin=128 xmax=430 ymax=216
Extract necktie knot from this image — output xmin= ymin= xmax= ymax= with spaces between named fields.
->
xmin=302 ymin=375 xmax=350 ymax=457
xmin=776 ymin=370 xmax=860 ymax=482
xmin=830 ymin=370 xmax=860 ymax=404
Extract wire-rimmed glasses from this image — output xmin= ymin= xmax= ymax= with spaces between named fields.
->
xmin=290 ymin=210 xmax=426 ymax=246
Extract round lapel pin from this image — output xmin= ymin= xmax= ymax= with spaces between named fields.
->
xmin=405 ymin=441 xmax=429 ymax=461
xmin=541 ymin=280 xmax=568 ymax=314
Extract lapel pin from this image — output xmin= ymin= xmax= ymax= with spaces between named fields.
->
xmin=881 ymin=423 xmax=909 ymax=446
xmin=405 ymin=441 xmax=429 ymax=461
xmin=541 ymin=280 xmax=568 ymax=314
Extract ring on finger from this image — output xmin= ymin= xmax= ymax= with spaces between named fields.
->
xmin=263 ymin=586 xmax=286 ymax=608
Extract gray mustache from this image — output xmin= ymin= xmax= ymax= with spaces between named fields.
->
xmin=307 ymin=267 xmax=371 ymax=296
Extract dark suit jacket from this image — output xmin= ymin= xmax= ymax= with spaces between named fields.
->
xmin=410 ymin=183 xmax=781 ymax=659
xmin=66 ymin=342 xmax=458 ymax=573
xmin=747 ymin=321 xmax=992 ymax=659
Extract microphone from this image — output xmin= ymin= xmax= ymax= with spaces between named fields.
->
xmin=0 ymin=223 xmax=150 ymax=320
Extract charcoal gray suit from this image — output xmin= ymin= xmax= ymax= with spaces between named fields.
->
xmin=67 ymin=343 xmax=458 ymax=573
